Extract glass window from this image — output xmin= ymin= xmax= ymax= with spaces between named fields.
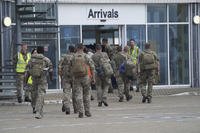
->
xmin=169 ymin=4 xmax=188 ymax=22
xmin=148 ymin=25 xmax=168 ymax=85
xmin=169 ymin=24 xmax=189 ymax=85
xmin=147 ymin=4 xmax=167 ymax=23
xmin=82 ymin=26 xmax=96 ymax=45
xmin=60 ymin=25 xmax=80 ymax=56
xmin=127 ymin=25 xmax=146 ymax=50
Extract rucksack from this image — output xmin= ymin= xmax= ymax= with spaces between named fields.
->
xmin=62 ymin=54 xmax=73 ymax=78
xmin=29 ymin=54 xmax=44 ymax=77
xmin=96 ymin=53 xmax=113 ymax=77
xmin=71 ymin=53 xmax=88 ymax=77
xmin=124 ymin=59 xmax=136 ymax=77
xmin=141 ymin=50 xmax=157 ymax=70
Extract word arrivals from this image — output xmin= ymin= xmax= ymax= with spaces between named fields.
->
xmin=88 ymin=9 xmax=119 ymax=19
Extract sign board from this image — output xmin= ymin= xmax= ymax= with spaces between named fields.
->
xmin=58 ymin=4 xmax=146 ymax=25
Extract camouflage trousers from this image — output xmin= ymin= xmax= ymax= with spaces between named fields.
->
xmin=32 ymin=78 xmax=47 ymax=117
xmin=96 ymin=76 xmax=111 ymax=103
xmin=62 ymin=79 xmax=72 ymax=110
xmin=16 ymin=73 xmax=30 ymax=100
xmin=116 ymin=75 xmax=131 ymax=99
xmin=27 ymin=84 xmax=36 ymax=109
xmin=139 ymin=70 xmax=155 ymax=98
xmin=73 ymin=76 xmax=91 ymax=114
xmin=72 ymin=85 xmax=78 ymax=113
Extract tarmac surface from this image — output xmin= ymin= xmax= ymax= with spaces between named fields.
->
xmin=0 ymin=94 xmax=200 ymax=133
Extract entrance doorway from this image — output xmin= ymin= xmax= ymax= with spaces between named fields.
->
xmin=82 ymin=25 xmax=120 ymax=47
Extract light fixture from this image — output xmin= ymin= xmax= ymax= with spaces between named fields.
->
xmin=3 ymin=17 xmax=12 ymax=27
xmin=193 ymin=15 xmax=200 ymax=24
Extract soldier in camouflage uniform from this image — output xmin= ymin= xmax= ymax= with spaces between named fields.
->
xmin=71 ymin=43 xmax=95 ymax=118
xmin=26 ymin=46 xmax=53 ymax=119
xmin=101 ymin=38 xmax=115 ymax=93
xmin=26 ymin=48 xmax=37 ymax=114
xmin=92 ymin=44 xmax=111 ymax=107
xmin=58 ymin=45 xmax=76 ymax=115
xmin=112 ymin=46 xmax=133 ymax=102
xmin=138 ymin=43 xmax=159 ymax=103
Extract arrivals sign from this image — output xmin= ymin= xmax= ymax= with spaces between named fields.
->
xmin=87 ymin=9 xmax=119 ymax=19
xmin=58 ymin=4 xmax=145 ymax=25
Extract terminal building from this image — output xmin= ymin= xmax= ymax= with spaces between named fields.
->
xmin=0 ymin=0 xmax=200 ymax=91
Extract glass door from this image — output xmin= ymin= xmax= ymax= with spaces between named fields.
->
xmin=82 ymin=25 xmax=119 ymax=47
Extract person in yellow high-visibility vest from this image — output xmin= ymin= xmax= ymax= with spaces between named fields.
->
xmin=13 ymin=43 xmax=31 ymax=103
xmin=128 ymin=39 xmax=140 ymax=92
xmin=128 ymin=39 xmax=139 ymax=65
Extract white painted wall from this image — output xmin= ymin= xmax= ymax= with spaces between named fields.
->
xmin=58 ymin=4 xmax=146 ymax=25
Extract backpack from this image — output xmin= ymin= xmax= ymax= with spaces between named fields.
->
xmin=141 ymin=50 xmax=157 ymax=70
xmin=29 ymin=54 xmax=44 ymax=77
xmin=62 ymin=54 xmax=73 ymax=78
xmin=96 ymin=53 xmax=113 ymax=77
xmin=125 ymin=59 xmax=136 ymax=77
xmin=71 ymin=53 xmax=88 ymax=77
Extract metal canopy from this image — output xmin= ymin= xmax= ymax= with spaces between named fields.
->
xmin=22 ymin=0 xmax=200 ymax=4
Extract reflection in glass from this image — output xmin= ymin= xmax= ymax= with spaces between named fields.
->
xmin=169 ymin=4 xmax=188 ymax=22
xmin=148 ymin=25 xmax=168 ymax=85
xmin=147 ymin=4 xmax=167 ymax=23
xmin=127 ymin=25 xmax=146 ymax=50
xmin=169 ymin=24 xmax=189 ymax=84
xmin=60 ymin=26 xmax=80 ymax=56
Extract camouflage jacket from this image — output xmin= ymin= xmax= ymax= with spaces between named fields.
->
xmin=27 ymin=54 xmax=53 ymax=82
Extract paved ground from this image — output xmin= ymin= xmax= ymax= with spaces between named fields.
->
xmin=0 ymin=95 xmax=200 ymax=133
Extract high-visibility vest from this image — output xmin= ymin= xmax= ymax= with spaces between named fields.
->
xmin=16 ymin=52 xmax=31 ymax=73
xmin=128 ymin=46 xmax=139 ymax=65
xmin=27 ymin=76 xmax=33 ymax=85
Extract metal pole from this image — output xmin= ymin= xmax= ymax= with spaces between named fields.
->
xmin=0 ymin=0 xmax=3 ymax=67
xmin=16 ymin=0 xmax=22 ymax=48
xmin=198 ymin=3 xmax=200 ymax=87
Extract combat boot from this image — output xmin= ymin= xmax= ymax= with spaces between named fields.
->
xmin=85 ymin=111 xmax=92 ymax=117
xmin=98 ymin=102 xmax=102 ymax=107
xmin=102 ymin=101 xmax=108 ymax=106
xmin=126 ymin=95 xmax=132 ymax=101
xmin=108 ymin=88 xmax=113 ymax=93
xmin=33 ymin=107 xmax=36 ymax=114
xmin=17 ymin=97 xmax=22 ymax=103
xmin=91 ymin=95 xmax=94 ymax=101
xmin=62 ymin=105 xmax=65 ymax=112
xmin=142 ymin=96 xmax=146 ymax=103
xmin=79 ymin=112 xmax=84 ymax=118
xmin=130 ymin=86 xmax=134 ymax=91
xmin=119 ymin=97 xmax=124 ymax=102
xmin=74 ymin=110 xmax=78 ymax=114
xmin=147 ymin=96 xmax=152 ymax=103
xmin=24 ymin=97 xmax=31 ymax=102
xmin=65 ymin=108 xmax=70 ymax=115
xmin=35 ymin=112 xmax=42 ymax=119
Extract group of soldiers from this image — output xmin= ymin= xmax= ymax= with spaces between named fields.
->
xmin=13 ymin=38 xmax=159 ymax=119
xmin=58 ymin=38 xmax=159 ymax=118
